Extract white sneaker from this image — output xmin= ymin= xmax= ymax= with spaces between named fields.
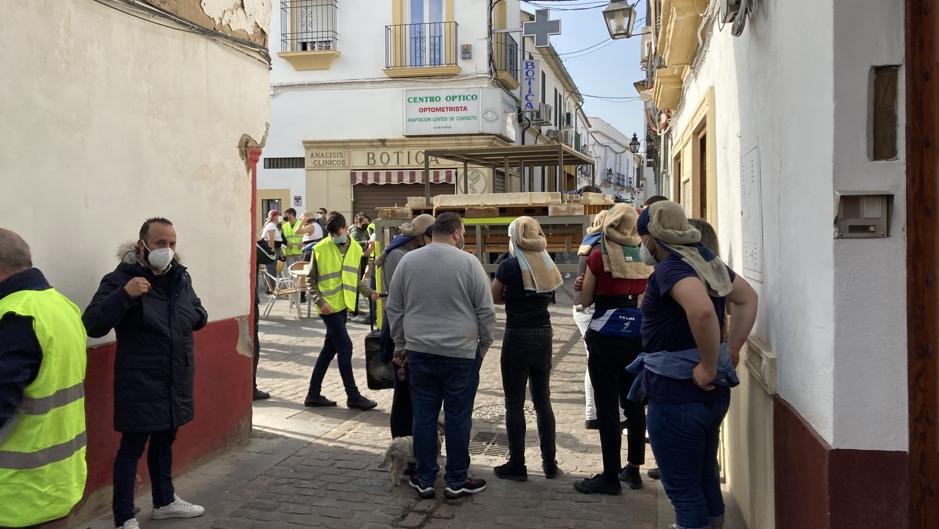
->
xmin=118 ymin=519 xmax=140 ymax=529
xmin=151 ymin=494 xmax=205 ymax=519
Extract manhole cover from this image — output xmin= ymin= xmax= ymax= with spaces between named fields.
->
xmin=473 ymin=404 xmax=537 ymax=424
xmin=468 ymin=431 xmax=510 ymax=457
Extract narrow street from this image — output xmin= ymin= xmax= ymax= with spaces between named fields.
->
xmin=86 ymin=289 xmax=742 ymax=529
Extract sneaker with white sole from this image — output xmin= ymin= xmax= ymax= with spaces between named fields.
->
xmin=444 ymin=478 xmax=487 ymax=498
xmin=117 ymin=519 xmax=140 ymax=529
xmin=151 ymin=494 xmax=205 ymax=519
xmin=408 ymin=475 xmax=435 ymax=499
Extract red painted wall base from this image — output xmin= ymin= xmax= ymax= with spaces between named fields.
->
xmin=774 ymin=396 xmax=909 ymax=529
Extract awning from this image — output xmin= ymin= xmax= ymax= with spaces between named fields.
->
xmin=351 ymin=169 xmax=456 ymax=185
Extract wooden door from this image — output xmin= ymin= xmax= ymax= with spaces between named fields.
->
xmin=907 ymin=1 xmax=939 ymax=527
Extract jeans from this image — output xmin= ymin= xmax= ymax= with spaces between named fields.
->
xmin=408 ymin=350 xmax=482 ymax=488
xmin=648 ymin=396 xmax=730 ymax=529
xmin=585 ymin=330 xmax=646 ymax=478
xmin=307 ymin=310 xmax=361 ymax=400
xmin=264 ymin=247 xmax=281 ymax=279
xmin=113 ymin=429 xmax=177 ymax=526
xmin=500 ymin=328 xmax=556 ymax=465
xmin=284 ymin=253 xmax=303 ymax=270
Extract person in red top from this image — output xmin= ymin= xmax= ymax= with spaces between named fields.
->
xmin=573 ymin=203 xmax=653 ymax=495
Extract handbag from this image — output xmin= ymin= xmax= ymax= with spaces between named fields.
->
xmin=256 ymin=240 xmax=276 ymax=265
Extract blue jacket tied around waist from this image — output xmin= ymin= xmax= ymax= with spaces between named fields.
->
xmin=625 ymin=343 xmax=740 ymax=402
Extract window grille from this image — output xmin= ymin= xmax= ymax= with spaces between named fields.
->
xmin=281 ymin=0 xmax=338 ymax=53
xmin=263 ymin=157 xmax=305 ymax=169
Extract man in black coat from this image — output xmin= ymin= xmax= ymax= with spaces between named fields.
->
xmin=83 ymin=217 xmax=208 ymax=529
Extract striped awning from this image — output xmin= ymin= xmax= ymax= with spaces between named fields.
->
xmin=351 ymin=169 xmax=456 ymax=185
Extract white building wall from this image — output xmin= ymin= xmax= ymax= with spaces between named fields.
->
xmin=589 ymin=117 xmax=637 ymax=200
xmin=269 ymin=0 xmax=494 ymax=85
xmin=672 ymin=0 xmax=837 ymax=445
xmin=830 ymin=0 xmax=907 ymax=451
xmin=262 ymin=0 xmax=523 ymax=205
xmin=665 ymin=0 xmax=908 ymax=523
xmin=0 ymin=0 xmax=269 ymax=324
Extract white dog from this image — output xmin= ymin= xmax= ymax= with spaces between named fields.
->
xmin=381 ymin=420 xmax=445 ymax=489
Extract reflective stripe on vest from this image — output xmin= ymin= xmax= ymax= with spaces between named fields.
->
xmin=313 ymin=238 xmax=363 ymax=312
xmin=0 ymin=287 xmax=87 ymax=527
xmin=18 ymin=382 xmax=84 ymax=415
xmin=282 ymin=220 xmax=303 ymax=256
xmin=0 ymin=431 xmax=87 ymax=470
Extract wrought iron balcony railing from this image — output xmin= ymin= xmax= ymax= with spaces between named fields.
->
xmin=385 ymin=21 xmax=459 ymax=69
xmin=492 ymin=32 xmax=519 ymax=82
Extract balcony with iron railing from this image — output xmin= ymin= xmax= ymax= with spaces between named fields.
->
xmin=492 ymin=32 xmax=519 ymax=90
xmin=384 ymin=21 xmax=460 ymax=78
xmin=278 ymin=0 xmax=340 ymax=70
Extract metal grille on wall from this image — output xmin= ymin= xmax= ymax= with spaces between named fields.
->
xmin=281 ymin=0 xmax=338 ymax=52
xmin=350 ymin=169 xmax=456 ymax=185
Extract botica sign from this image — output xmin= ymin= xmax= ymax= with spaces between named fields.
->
xmin=364 ymin=149 xmax=440 ymax=167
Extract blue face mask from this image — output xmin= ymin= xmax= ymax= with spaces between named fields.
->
xmin=332 ymin=234 xmax=348 ymax=245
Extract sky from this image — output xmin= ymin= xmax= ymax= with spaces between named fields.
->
xmin=520 ymin=0 xmax=647 ymax=146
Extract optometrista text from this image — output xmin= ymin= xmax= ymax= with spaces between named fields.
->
xmin=417 ymin=106 xmax=470 ymax=113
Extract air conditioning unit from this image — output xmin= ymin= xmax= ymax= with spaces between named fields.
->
xmin=545 ymin=128 xmax=560 ymax=141
xmin=530 ymin=103 xmax=552 ymax=126
xmin=562 ymin=130 xmax=574 ymax=146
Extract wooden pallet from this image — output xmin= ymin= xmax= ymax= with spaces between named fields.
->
xmin=434 ymin=204 xmax=553 ymax=218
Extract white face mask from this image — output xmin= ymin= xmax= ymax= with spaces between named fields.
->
xmin=508 ymin=240 xmax=516 ymax=256
xmin=144 ymin=242 xmax=174 ymax=272
xmin=640 ymin=243 xmax=658 ymax=266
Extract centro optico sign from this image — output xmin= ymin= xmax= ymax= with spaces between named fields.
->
xmin=404 ymin=90 xmax=481 ymax=135
xmin=403 ymin=88 xmax=518 ymax=141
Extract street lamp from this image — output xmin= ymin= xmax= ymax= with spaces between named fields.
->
xmin=603 ymin=1 xmax=638 ymax=40
xmin=629 ymin=133 xmax=641 ymax=154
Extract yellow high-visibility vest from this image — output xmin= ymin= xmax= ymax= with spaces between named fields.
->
xmin=313 ymin=238 xmax=363 ymax=313
xmin=282 ymin=220 xmax=303 ymax=256
xmin=0 ymin=288 xmax=87 ymax=528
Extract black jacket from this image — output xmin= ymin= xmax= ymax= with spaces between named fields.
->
xmin=0 ymin=269 xmax=47 ymax=430
xmin=83 ymin=260 xmax=207 ymax=432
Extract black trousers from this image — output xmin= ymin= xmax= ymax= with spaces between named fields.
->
xmin=500 ymin=327 xmax=556 ymax=465
xmin=113 ymin=429 xmax=177 ymax=525
xmin=390 ymin=370 xmax=413 ymax=438
xmin=253 ymin=295 xmax=261 ymax=390
xmin=585 ymin=330 xmax=645 ymax=478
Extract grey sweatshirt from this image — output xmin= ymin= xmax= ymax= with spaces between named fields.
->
xmin=386 ymin=243 xmax=496 ymax=359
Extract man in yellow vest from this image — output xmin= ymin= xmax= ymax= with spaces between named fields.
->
xmin=0 ymin=228 xmax=87 ymax=528
xmin=281 ymin=208 xmax=304 ymax=270
xmin=304 ymin=212 xmax=380 ymax=411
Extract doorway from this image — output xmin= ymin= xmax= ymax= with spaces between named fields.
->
xmin=906 ymin=1 xmax=939 ymax=527
xmin=408 ymin=0 xmax=443 ymax=66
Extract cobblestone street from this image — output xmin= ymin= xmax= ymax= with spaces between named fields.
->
xmin=86 ymin=288 xmax=741 ymax=529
